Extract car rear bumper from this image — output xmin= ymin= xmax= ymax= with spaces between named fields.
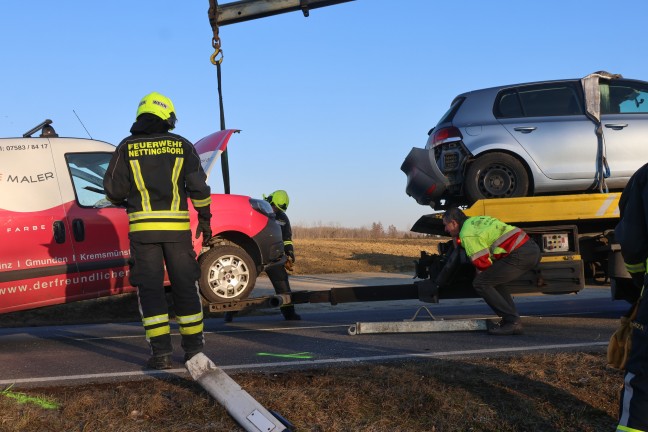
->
xmin=401 ymin=147 xmax=450 ymax=206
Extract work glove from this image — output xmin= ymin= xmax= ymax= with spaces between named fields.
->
xmin=286 ymin=250 xmax=295 ymax=263
xmin=195 ymin=219 xmax=212 ymax=246
xmin=607 ymin=302 xmax=639 ymax=370
xmin=284 ymin=257 xmax=294 ymax=272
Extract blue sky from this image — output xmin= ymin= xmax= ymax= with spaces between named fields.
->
xmin=2 ymin=0 xmax=647 ymax=230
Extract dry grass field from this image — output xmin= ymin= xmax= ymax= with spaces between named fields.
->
xmin=0 ymin=238 xmax=624 ymax=431
xmin=293 ymin=237 xmax=441 ymax=274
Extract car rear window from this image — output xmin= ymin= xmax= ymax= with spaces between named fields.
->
xmin=494 ymin=82 xmax=584 ymax=118
xmin=437 ymin=96 xmax=466 ymax=124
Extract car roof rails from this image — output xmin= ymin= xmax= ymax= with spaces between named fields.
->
xmin=23 ymin=119 xmax=58 ymax=138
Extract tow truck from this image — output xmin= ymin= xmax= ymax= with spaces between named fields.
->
xmin=210 ymin=192 xmax=633 ymax=318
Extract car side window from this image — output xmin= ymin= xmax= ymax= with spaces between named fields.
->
xmin=495 ymin=82 xmax=583 ymax=118
xmin=65 ymin=153 xmax=113 ymax=208
xmin=602 ymin=80 xmax=648 ymax=114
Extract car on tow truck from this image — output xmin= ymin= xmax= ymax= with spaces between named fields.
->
xmin=0 ymin=121 xmax=285 ymax=315
xmin=401 ymin=73 xmax=648 ymax=209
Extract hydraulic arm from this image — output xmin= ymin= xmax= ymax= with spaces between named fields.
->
xmin=215 ymin=0 xmax=356 ymax=26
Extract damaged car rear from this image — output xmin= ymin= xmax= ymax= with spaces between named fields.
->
xmin=402 ymin=72 xmax=648 ymax=209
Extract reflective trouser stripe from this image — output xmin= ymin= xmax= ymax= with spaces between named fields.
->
xmin=143 ymin=314 xmax=171 ymax=339
xmin=142 ymin=314 xmax=169 ymax=326
xmin=177 ymin=312 xmax=204 ymax=335
xmin=179 ymin=322 xmax=204 ymax=335
xmin=146 ymin=325 xmax=171 ymax=339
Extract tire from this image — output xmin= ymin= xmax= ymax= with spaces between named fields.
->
xmin=198 ymin=245 xmax=257 ymax=303
xmin=464 ymin=153 xmax=529 ymax=203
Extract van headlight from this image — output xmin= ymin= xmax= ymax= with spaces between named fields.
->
xmin=249 ymin=198 xmax=274 ymax=217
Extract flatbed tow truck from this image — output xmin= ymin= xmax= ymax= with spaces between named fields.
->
xmin=205 ymin=193 xmax=634 ymax=327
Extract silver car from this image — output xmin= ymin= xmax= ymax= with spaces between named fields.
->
xmin=401 ymin=73 xmax=648 ymax=209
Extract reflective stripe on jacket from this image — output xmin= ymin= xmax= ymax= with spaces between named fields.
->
xmin=104 ymin=131 xmax=211 ymax=242
xmin=459 ymin=216 xmax=529 ymax=271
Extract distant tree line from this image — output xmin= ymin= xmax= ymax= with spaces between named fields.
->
xmin=292 ymin=222 xmax=427 ymax=239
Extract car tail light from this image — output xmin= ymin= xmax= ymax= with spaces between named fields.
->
xmin=428 ymin=126 xmax=463 ymax=148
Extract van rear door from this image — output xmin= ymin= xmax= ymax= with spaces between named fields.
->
xmin=0 ymin=138 xmax=81 ymax=313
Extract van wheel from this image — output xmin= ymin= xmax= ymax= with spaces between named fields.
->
xmin=198 ymin=245 xmax=257 ymax=303
xmin=464 ymin=153 xmax=529 ymax=203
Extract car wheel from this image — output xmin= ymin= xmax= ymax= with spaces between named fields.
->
xmin=198 ymin=245 xmax=257 ymax=303
xmin=464 ymin=153 xmax=529 ymax=202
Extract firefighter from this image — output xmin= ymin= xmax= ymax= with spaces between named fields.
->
xmin=614 ymin=162 xmax=648 ymax=432
xmin=103 ymin=92 xmax=212 ymax=370
xmin=224 ymin=190 xmax=301 ymax=322
xmin=442 ymin=207 xmax=540 ymax=335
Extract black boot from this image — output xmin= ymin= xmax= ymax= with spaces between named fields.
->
xmin=147 ymin=354 xmax=173 ymax=370
xmin=281 ymin=305 xmax=301 ymax=321
xmin=224 ymin=311 xmax=237 ymax=322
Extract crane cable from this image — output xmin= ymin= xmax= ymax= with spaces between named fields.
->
xmin=208 ymin=0 xmax=230 ymax=194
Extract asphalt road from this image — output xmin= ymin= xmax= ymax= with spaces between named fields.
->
xmin=0 ymin=273 xmax=630 ymax=389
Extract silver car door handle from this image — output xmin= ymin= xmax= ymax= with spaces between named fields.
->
xmin=604 ymin=123 xmax=628 ymax=130
xmin=513 ymin=127 xmax=537 ymax=133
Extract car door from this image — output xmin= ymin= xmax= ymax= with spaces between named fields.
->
xmin=57 ymin=149 xmax=137 ymax=299
xmin=497 ymin=82 xmax=600 ymax=181
xmin=600 ymin=79 xmax=648 ymax=181
xmin=0 ymin=137 xmax=81 ymax=313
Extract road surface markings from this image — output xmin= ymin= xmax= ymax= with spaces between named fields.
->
xmin=0 ymin=341 xmax=608 ymax=387
xmin=256 ymin=352 xmax=314 ymax=359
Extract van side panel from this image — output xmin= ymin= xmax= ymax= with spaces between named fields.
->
xmin=0 ymin=139 xmax=82 ymax=313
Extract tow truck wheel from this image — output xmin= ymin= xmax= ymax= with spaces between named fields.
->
xmin=198 ymin=245 xmax=257 ymax=303
xmin=464 ymin=152 xmax=529 ymax=203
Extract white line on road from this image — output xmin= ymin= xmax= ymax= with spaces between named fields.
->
xmin=0 ymin=341 xmax=608 ymax=387
xmin=64 ymin=325 xmax=349 ymax=341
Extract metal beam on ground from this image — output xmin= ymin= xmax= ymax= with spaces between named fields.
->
xmin=348 ymin=319 xmax=489 ymax=335
xmin=347 ymin=305 xmax=489 ymax=335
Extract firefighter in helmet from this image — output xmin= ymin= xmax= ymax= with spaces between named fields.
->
xmin=225 ymin=189 xmax=301 ymax=321
xmin=613 ymin=162 xmax=648 ymax=431
xmin=104 ymin=92 xmax=212 ymax=370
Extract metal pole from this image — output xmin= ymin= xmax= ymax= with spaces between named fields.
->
xmin=187 ymin=353 xmax=291 ymax=431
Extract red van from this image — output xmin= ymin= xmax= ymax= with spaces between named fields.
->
xmin=0 ymin=122 xmax=284 ymax=314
